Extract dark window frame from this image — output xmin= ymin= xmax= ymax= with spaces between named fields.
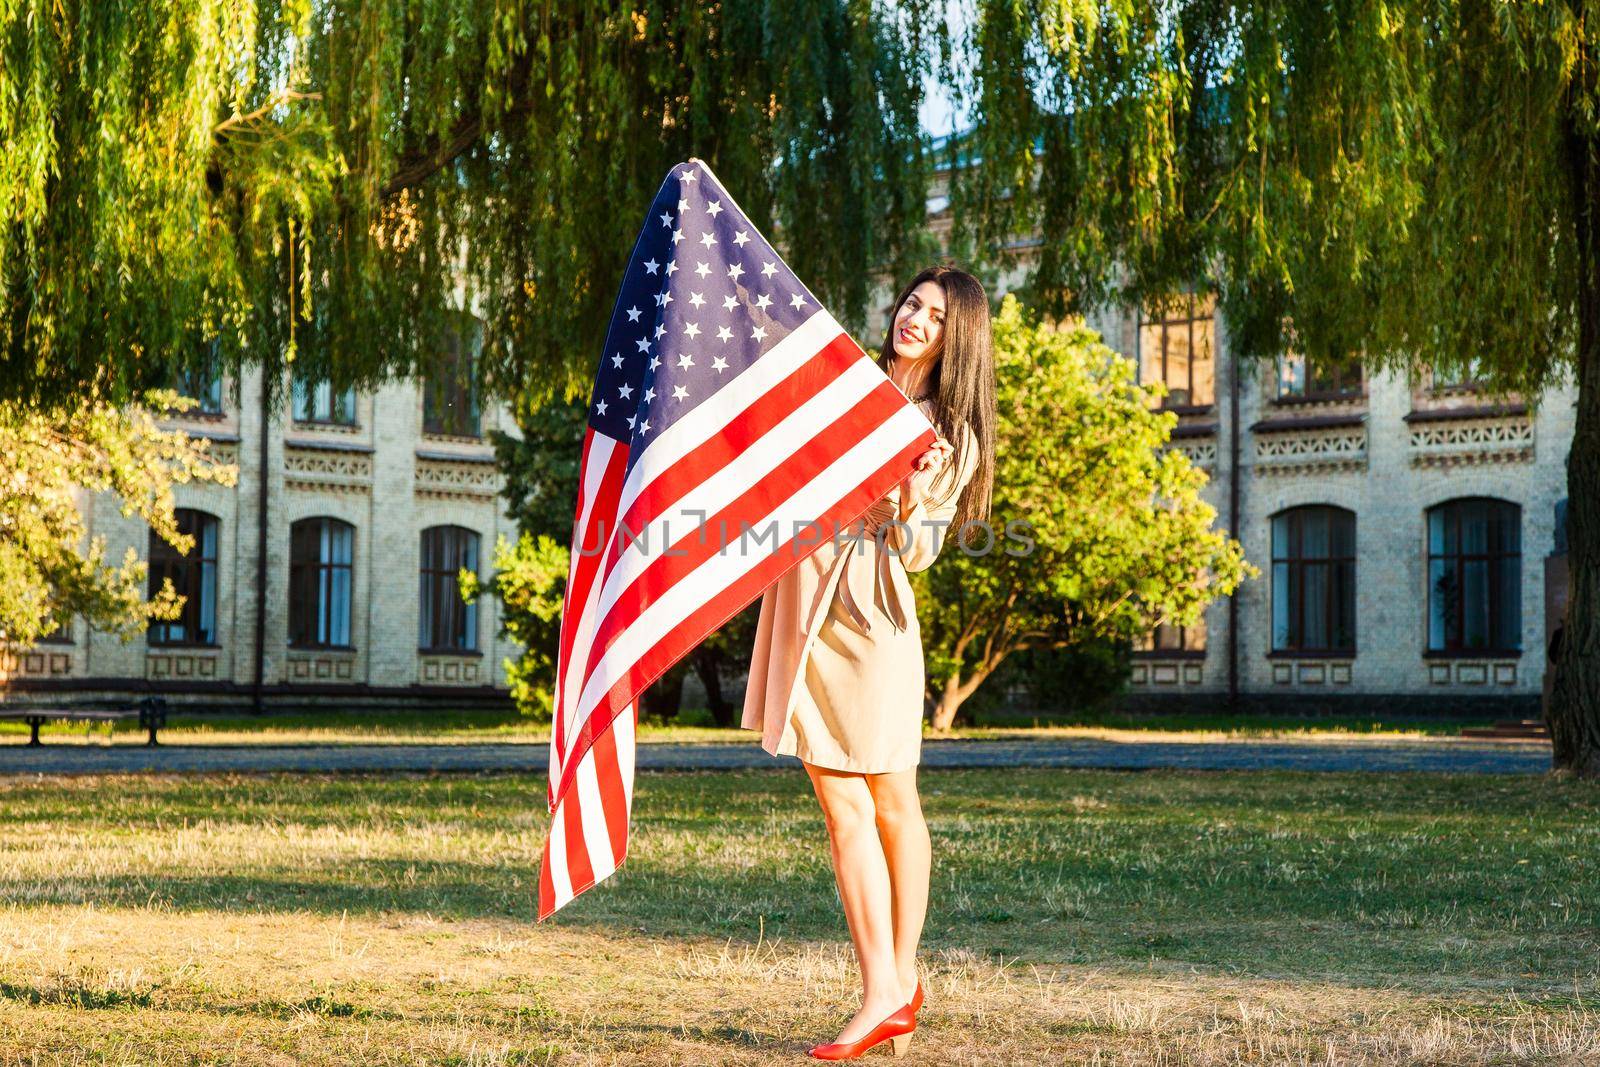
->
xmin=289 ymin=517 xmax=356 ymax=650
xmin=1274 ymin=350 xmax=1366 ymax=403
xmin=291 ymin=377 xmax=358 ymax=427
xmin=422 ymin=316 xmax=484 ymax=438
xmin=1133 ymin=620 xmax=1207 ymax=658
xmin=419 ymin=525 xmax=480 ymax=653
xmin=1137 ymin=292 xmax=1217 ymax=410
xmin=1271 ymin=506 xmax=1357 ymax=655
xmin=1426 ymin=498 xmax=1522 ymax=656
xmin=148 ymin=509 xmax=220 ymax=646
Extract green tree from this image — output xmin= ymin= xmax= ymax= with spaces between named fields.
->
xmin=914 ymin=296 xmax=1251 ymax=729
xmin=949 ymin=1 xmax=1600 ymax=775
xmin=0 ymin=393 xmax=237 ymax=647
xmin=1 ymin=1 xmax=938 ymax=410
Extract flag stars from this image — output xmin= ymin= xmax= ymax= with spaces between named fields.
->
xmin=699 ymin=232 xmax=717 ymax=248
xmin=671 ymin=227 xmax=685 ymax=245
xmin=619 ymin=383 xmax=634 ymax=400
xmin=643 ymin=387 xmax=656 ymax=404
xmin=626 ymin=305 xmax=642 ymax=322
xmin=678 ymin=197 xmax=690 ymax=212
xmin=638 ymin=418 xmax=651 ymax=435
xmin=789 ymin=293 xmax=807 ymax=310
xmin=595 ymin=399 xmax=609 ymax=415
xmin=689 ymin=291 xmax=706 ymax=308
xmin=712 ymin=355 xmax=729 ymax=372
xmin=649 ymin=354 xmax=661 ymax=371
xmin=627 ymin=413 xmax=637 ymax=429
xmin=658 ymin=212 xmax=673 ymax=228
xmin=716 ymin=325 xmax=733 ymax=342
xmin=677 ymin=353 xmax=695 ymax=369
xmin=644 ymin=259 xmax=660 ymax=274
xmin=753 ymin=293 xmax=773 ymax=312
xmin=733 ymin=231 xmax=749 ymax=247
xmin=751 ymin=325 xmax=768 ymax=342
xmin=672 ymin=385 xmax=689 ymax=401
xmin=654 ymin=324 xmax=666 ymax=339
xmin=635 ymin=338 xmax=651 ymax=353
xmin=727 ymin=263 xmax=745 ymax=281
xmin=761 ymin=261 xmax=778 ymax=278
xmin=611 ymin=353 xmax=625 ymax=369
xmin=722 ymin=295 xmax=739 ymax=312
xmin=683 ymin=322 xmax=701 ymax=339
xmin=694 ymin=261 xmax=711 ymax=278
xmin=665 ymin=260 xmax=679 ymax=276
xmin=681 ymin=168 xmax=697 ymax=182
xmin=706 ymin=200 xmax=723 ymax=218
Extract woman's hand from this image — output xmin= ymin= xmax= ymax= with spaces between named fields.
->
xmin=900 ymin=437 xmax=954 ymax=511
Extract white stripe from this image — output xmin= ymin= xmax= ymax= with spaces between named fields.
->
xmin=612 ymin=707 xmax=637 ymax=815
xmin=546 ymin=801 xmax=574 ymax=909
xmin=575 ymin=751 xmax=617 ymax=884
xmin=571 ymin=403 xmax=929 ymax=731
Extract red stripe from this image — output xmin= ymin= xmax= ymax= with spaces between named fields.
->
xmin=590 ymin=725 xmax=630 ymax=864
xmin=551 ymin=419 xmax=931 ymax=810
xmin=536 ymin=835 xmax=558 ymax=921
xmin=561 ymin=782 xmax=596 ymax=896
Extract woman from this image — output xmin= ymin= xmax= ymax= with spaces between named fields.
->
xmin=742 ymin=265 xmax=997 ymax=1059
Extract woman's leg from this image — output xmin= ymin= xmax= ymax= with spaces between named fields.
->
xmin=865 ymin=766 xmax=930 ymax=1005
xmin=803 ymin=761 xmax=906 ymax=1044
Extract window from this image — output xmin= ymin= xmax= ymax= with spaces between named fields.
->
xmin=1276 ymin=350 xmax=1363 ymax=401
xmin=1431 ymin=356 xmax=1485 ymax=392
xmin=1428 ymin=498 xmax=1521 ymax=654
xmin=1134 ymin=617 xmax=1207 ymax=655
xmin=289 ymin=518 xmax=354 ymax=648
xmin=1138 ymin=292 xmax=1216 ymax=408
xmin=419 ymin=525 xmax=480 ymax=652
xmin=423 ymin=316 xmax=483 ymax=437
xmin=37 ymin=601 xmax=73 ymax=644
xmin=292 ymin=377 xmax=357 ymax=425
xmin=173 ymin=345 xmax=224 ymax=415
xmin=148 ymin=509 xmax=219 ymax=645
xmin=1271 ymin=506 xmax=1356 ymax=653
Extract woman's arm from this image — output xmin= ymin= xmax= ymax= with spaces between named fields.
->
xmin=889 ymin=423 xmax=980 ymax=573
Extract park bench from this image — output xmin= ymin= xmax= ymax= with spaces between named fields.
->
xmin=0 ymin=697 xmax=169 ymax=747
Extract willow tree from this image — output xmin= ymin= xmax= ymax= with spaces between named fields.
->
xmin=1 ymin=1 xmax=939 ymax=409
xmin=948 ymin=0 xmax=1600 ymax=777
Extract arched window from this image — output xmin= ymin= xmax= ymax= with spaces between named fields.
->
xmin=1427 ymin=498 xmax=1521 ymax=653
xmin=289 ymin=518 xmax=355 ymax=648
xmin=148 ymin=509 xmax=219 ymax=645
xmin=420 ymin=525 xmax=480 ymax=652
xmin=1271 ymin=506 xmax=1356 ymax=654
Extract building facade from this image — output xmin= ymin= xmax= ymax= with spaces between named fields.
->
xmin=1 ymin=361 xmax=525 ymax=709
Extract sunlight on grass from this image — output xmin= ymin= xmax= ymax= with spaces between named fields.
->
xmin=0 ymin=769 xmax=1594 ymax=1063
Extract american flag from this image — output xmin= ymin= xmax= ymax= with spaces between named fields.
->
xmin=537 ymin=158 xmax=936 ymax=920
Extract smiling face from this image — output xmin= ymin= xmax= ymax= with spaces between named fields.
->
xmin=890 ymin=280 xmax=947 ymax=363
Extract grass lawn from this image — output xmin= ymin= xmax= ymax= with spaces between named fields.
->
xmin=0 ymin=702 xmax=1501 ymax=748
xmin=1 ymin=768 xmax=1595 ymax=1063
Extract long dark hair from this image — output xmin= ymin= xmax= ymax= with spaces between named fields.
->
xmin=874 ymin=265 xmax=996 ymax=542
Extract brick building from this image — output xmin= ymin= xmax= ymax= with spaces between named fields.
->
xmin=1 ymin=357 xmax=525 ymax=710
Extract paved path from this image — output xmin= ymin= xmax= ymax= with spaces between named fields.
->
xmin=0 ymin=736 xmax=1551 ymax=776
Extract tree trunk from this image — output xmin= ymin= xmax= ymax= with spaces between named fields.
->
xmin=928 ymin=659 xmax=1001 ymax=731
xmin=692 ymin=646 xmax=735 ymax=728
xmin=1549 ymin=88 xmax=1600 ymax=778
xmin=640 ymin=660 xmax=689 ymax=722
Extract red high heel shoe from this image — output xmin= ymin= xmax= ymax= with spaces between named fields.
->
xmin=807 ymin=1003 xmax=917 ymax=1060
xmin=910 ymin=980 xmax=923 ymax=1014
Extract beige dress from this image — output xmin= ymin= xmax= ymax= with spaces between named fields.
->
xmin=741 ymin=401 xmax=982 ymax=773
